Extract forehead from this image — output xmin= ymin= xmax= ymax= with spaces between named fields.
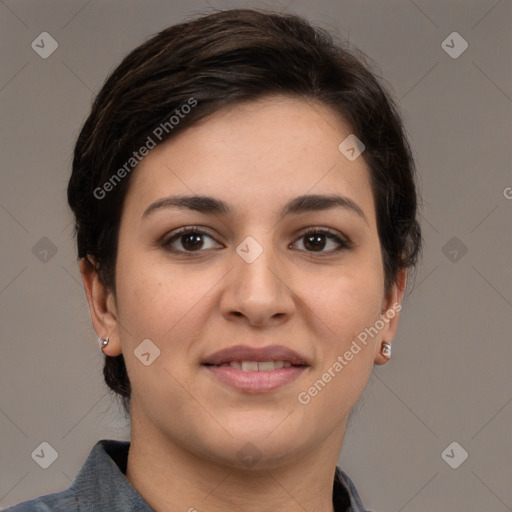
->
xmin=123 ymin=96 xmax=375 ymax=224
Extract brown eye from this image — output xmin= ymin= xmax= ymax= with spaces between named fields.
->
xmin=303 ymin=233 xmax=327 ymax=251
xmin=162 ymin=228 xmax=222 ymax=253
xmin=291 ymin=229 xmax=350 ymax=254
xmin=181 ymin=232 xmax=204 ymax=251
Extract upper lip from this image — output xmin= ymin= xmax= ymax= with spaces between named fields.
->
xmin=202 ymin=345 xmax=309 ymax=366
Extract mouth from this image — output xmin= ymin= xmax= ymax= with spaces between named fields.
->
xmin=201 ymin=345 xmax=309 ymax=393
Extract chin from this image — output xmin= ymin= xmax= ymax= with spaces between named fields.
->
xmin=195 ymin=416 xmax=317 ymax=468
xmin=203 ymin=438 xmax=307 ymax=471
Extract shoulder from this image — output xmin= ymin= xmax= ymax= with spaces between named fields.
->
xmin=2 ymin=490 xmax=78 ymax=512
xmin=2 ymin=440 xmax=143 ymax=512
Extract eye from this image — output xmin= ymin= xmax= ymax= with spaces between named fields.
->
xmin=161 ymin=227 xmax=351 ymax=255
xmin=161 ymin=227 xmax=223 ymax=253
xmin=290 ymin=228 xmax=351 ymax=254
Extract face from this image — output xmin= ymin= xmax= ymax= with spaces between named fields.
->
xmin=89 ymin=96 xmax=403 ymax=468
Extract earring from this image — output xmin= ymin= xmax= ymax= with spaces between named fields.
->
xmin=381 ymin=342 xmax=391 ymax=359
xmin=99 ymin=337 xmax=109 ymax=350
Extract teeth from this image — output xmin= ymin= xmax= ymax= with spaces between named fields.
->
xmin=257 ymin=361 xmax=276 ymax=371
xmin=222 ymin=361 xmax=292 ymax=372
xmin=241 ymin=361 xmax=259 ymax=371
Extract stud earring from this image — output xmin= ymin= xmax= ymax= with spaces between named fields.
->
xmin=381 ymin=342 xmax=391 ymax=358
xmin=99 ymin=337 xmax=109 ymax=350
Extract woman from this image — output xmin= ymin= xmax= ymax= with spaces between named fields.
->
xmin=7 ymin=8 xmax=421 ymax=512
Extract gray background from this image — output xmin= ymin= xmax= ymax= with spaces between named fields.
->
xmin=1 ymin=0 xmax=511 ymax=510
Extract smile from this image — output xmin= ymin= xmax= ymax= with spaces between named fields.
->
xmin=201 ymin=344 xmax=310 ymax=392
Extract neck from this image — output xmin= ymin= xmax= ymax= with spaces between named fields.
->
xmin=125 ymin=413 xmax=346 ymax=512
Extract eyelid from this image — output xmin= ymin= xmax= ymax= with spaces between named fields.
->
xmin=295 ymin=226 xmax=350 ymax=239
xmin=289 ymin=227 xmax=353 ymax=253
xmin=160 ymin=226 xmax=224 ymax=251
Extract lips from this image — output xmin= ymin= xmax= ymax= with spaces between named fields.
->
xmin=202 ymin=345 xmax=309 ymax=367
xmin=202 ymin=345 xmax=309 ymax=392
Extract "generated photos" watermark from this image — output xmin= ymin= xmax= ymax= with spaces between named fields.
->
xmin=94 ymin=97 xmax=197 ymax=200
xmin=297 ymin=302 xmax=402 ymax=405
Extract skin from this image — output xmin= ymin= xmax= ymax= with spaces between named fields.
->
xmin=80 ymin=96 xmax=406 ymax=512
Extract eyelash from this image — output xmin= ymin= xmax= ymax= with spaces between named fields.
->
xmin=161 ymin=226 xmax=353 ymax=255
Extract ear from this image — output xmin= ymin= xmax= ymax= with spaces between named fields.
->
xmin=79 ymin=257 xmax=122 ymax=356
xmin=374 ymin=268 xmax=407 ymax=365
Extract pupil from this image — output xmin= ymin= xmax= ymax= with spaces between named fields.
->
xmin=304 ymin=234 xmax=325 ymax=251
xmin=182 ymin=233 xmax=203 ymax=250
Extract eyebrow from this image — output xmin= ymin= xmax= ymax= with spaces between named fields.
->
xmin=142 ymin=193 xmax=368 ymax=223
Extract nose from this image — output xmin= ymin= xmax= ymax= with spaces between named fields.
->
xmin=219 ymin=242 xmax=295 ymax=327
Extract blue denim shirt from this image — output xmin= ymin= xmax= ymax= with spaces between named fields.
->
xmin=4 ymin=440 xmax=370 ymax=511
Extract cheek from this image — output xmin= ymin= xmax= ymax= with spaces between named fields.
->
xmin=113 ymin=254 xmax=210 ymax=410
xmin=114 ymin=248 xmax=221 ymax=345
xmin=296 ymin=268 xmax=383 ymax=418
xmin=296 ymin=248 xmax=385 ymax=406
xmin=305 ymin=253 xmax=385 ymax=337
xmin=115 ymin=264 xmax=183 ymax=340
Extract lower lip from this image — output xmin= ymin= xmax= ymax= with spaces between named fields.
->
xmin=204 ymin=365 xmax=307 ymax=393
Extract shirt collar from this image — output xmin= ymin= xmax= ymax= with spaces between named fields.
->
xmin=70 ymin=440 xmax=368 ymax=512
xmin=70 ymin=440 xmax=152 ymax=511
xmin=333 ymin=467 xmax=370 ymax=512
